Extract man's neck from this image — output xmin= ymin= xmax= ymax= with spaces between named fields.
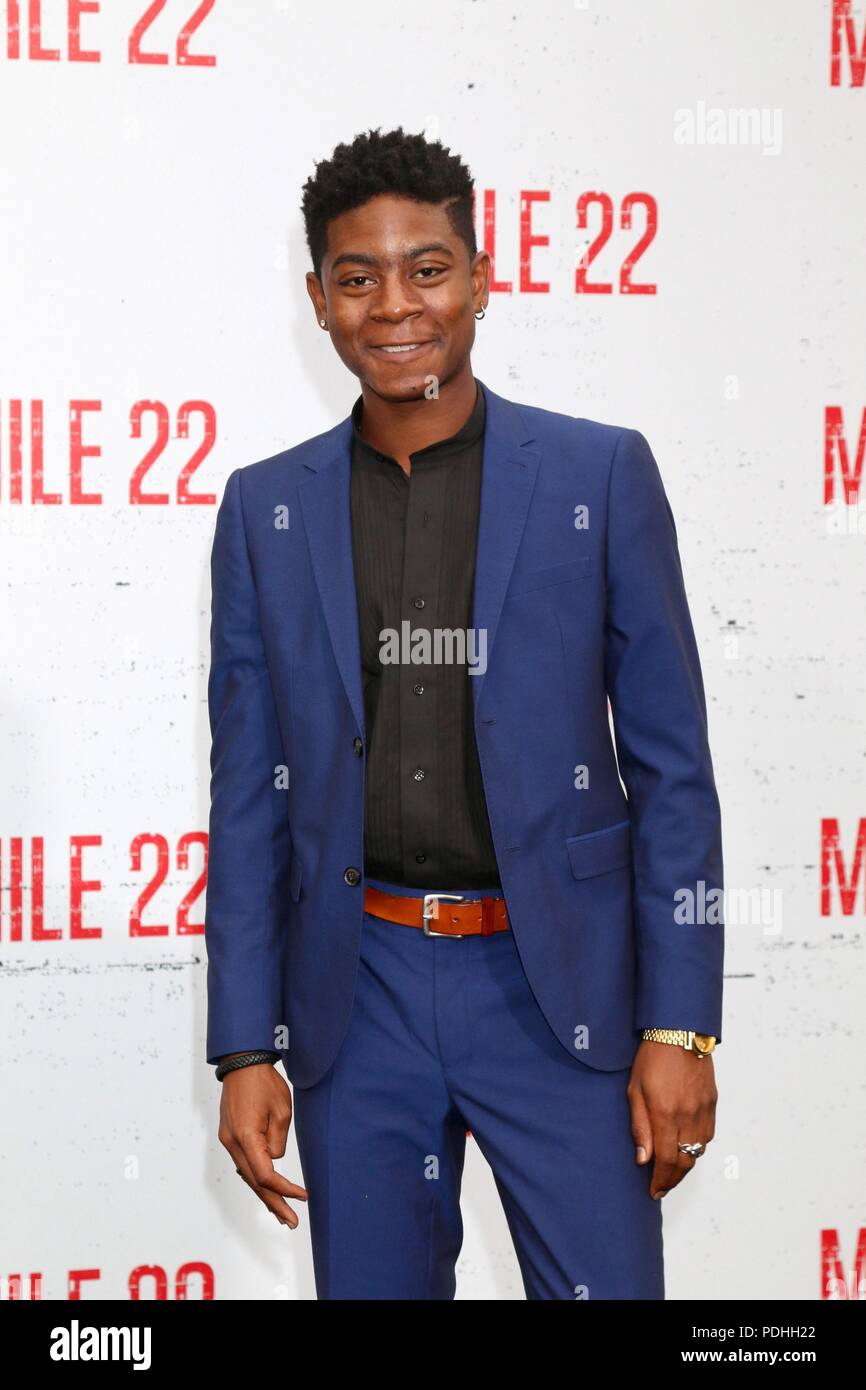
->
xmin=356 ymin=363 xmax=477 ymax=476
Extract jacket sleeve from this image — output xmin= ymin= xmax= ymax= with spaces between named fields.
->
xmin=604 ymin=428 xmax=724 ymax=1041
xmin=204 ymin=467 xmax=291 ymax=1066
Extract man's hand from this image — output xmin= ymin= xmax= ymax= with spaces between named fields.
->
xmin=218 ymin=1058 xmax=308 ymax=1229
xmin=627 ymin=1040 xmax=718 ymax=1200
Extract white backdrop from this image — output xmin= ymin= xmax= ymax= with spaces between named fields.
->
xmin=2 ymin=0 xmax=865 ymax=1301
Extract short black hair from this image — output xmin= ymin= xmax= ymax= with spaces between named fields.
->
xmin=301 ymin=126 xmax=476 ymax=280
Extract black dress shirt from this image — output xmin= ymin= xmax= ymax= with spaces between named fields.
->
xmin=349 ymin=380 xmax=502 ymax=890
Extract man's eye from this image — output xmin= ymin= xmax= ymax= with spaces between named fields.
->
xmin=414 ymin=266 xmax=444 ymax=279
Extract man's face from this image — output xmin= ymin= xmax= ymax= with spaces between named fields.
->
xmin=306 ymin=193 xmax=489 ymax=401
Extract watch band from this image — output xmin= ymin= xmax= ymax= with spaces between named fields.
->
xmin=641 ymin=1028 xmax=717 ymax=1056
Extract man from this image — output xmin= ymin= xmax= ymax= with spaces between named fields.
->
xmin=205 ymin=127 xmax=724 ymax=1300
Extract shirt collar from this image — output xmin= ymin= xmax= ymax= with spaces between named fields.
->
xmin=350 ymin=380 xmax=485 ymax=465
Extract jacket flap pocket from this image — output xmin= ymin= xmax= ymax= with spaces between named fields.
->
xmin=289 ymin=852 xmax=304 ymax=903
xmin=566 ymin=819 xmax=631 ymax=880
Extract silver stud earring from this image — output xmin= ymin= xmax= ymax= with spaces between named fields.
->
xmin=319 ymin=318 xmax=327 ymax=328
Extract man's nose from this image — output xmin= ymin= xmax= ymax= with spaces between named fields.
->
xmin=369 ymin=277 xmax=424 ymax=320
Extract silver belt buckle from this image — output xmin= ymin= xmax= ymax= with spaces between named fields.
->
xmin=422 ymin=893 xmax=465 ymax=937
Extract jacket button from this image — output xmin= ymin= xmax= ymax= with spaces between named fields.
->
xmin=344 ymin=867 xmax=361 ymax=886
xmin=353 ymin=737 xmax=363 ymax=756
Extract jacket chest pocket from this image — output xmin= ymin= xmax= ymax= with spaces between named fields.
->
xmin=506 ymin=555 xmax=591 ymax=598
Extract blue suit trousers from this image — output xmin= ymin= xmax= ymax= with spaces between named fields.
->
xmin=292 ymin=879 xmax=665 ymax=1300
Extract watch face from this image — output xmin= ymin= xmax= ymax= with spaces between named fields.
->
xmin=693 ymin=1034 xmax=715 ymax=1054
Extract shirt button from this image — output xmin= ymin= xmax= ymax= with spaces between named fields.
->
xmin=413 ymin=684 xmax=424 ymax=695
xmin=415 ymin=854 xmax=426 ymax=864
xmin=353 ymin=737 xmax=363 ymax=756
xmin=413 ymin=596 xmax=425 ymax=609
xmin=413 ymin=768 xmax=425 ymax=781
xmin=343 ymin=867 xmax=361 ymax=886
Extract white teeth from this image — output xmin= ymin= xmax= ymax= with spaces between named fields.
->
xmin=380 ymin=343 xmax=424 ymax=352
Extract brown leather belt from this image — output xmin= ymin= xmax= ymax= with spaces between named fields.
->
xmin=364 ymin=885 xmax=510 ymax=938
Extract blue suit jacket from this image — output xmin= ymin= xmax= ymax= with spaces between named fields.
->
xmin=204 ymin=377 xmax=724 ymax=1086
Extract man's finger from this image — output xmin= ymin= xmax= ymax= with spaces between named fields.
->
xmin=227 ymin=1137 xmax=307 ymax=1229
xmin=239 ymin=1128 xmax=309 ymax=1199
xmin=266 ymin=1106 xmax=290 ymax=1161
xmin=627 ymin=1083 xmax=653 ymax=1163
xmin=649 ymin=1116 xmax=692 ymax=1198
xmin=231 ymin=1149 xmax=302 ymax=1229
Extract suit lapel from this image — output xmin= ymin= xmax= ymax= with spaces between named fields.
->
xmin=469 ymin=380 xmax=540 ymax=714
xmin=297 ymin=415 xmax=366 ymax=737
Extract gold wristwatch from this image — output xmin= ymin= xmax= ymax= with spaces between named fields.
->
xmin=641 ymin=1028 xmax=716 ymax=1057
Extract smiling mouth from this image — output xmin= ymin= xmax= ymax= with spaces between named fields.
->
xmin=370 ymin=340 xmax=436 ymax=357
